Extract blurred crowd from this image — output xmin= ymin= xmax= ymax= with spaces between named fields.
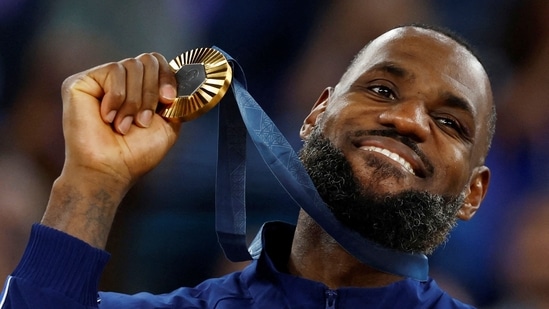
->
xmin=1 ymin=0 xmax=548 ymax=307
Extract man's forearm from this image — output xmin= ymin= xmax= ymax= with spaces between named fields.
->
xmin=40 ymin=173 xmax=125 ymax=249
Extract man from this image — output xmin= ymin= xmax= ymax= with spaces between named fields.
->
xmin=0 ymin=24 xmax=494 ymax=308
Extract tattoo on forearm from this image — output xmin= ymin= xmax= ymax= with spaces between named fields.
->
xmin=82 ymin=189 xmax=116 ymax=247
xmin=44 ymin=182 xmax=118 ymax=248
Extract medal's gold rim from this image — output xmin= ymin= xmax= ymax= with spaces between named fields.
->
xmin=159 ymin=48 xmax=232 ymax=121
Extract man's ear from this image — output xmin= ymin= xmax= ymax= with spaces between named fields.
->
xmin=300 ymin=87 xmax=332 ymax=140
xmin=458 ymin=166 xmax=490 ymax=220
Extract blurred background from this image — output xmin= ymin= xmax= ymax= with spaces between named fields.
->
xmin=1 ymin=0 xmax=548 ymax=307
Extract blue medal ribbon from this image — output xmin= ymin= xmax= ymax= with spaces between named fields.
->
xmin=213 ymin=47 xmax=428 ymax=281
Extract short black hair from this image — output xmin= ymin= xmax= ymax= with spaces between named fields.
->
xmin=406 ymin=23 xmax=482 ymax=64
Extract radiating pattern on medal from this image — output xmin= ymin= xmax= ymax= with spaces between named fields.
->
xmin=159 ymin=48 xmax=233 ymax=121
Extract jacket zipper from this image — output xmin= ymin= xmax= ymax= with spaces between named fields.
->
xmin=325 ymin=289 xmax=338 ymax=309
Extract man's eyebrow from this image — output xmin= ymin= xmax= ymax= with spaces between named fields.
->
xmin=368 ymin=61 xmax=413 ymax=79
xmin=441 ymin=92 xmax=474 ymax=116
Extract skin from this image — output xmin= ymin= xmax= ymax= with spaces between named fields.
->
xmin=289 ymin=26 xmax=492 ymax=288
xmin=40 ymin=26 xmax=492 ymax=291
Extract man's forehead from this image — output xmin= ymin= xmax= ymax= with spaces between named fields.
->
xmin=346 ymin=27 xmax=491 ymax=105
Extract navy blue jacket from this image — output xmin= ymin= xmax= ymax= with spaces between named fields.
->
xmin=0 ymin=222 xmax=474 ymax=308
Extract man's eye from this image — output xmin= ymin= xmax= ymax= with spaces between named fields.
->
xmin=369 ymin=85 xmax=396 ymax=100
xmin=437 ymin=117 xmax=461 ymax=132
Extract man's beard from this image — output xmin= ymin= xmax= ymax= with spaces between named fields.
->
xmin=299 ymin=127 xmax=465 ymax=254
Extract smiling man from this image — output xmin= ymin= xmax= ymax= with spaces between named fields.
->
xmin=298 ymin=26 xmax=492 ymax=259
xmin=1 ymin=24 xmax=494 ymax=308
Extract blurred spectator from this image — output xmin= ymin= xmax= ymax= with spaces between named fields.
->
xmin=489 ymin=193 xmax=549 ymax=308
xmin=0 ymin=152 xmax=49 ymax=283
xmin=478 ymin=3 xmax=549 ymax=306
xmin=0 ymin=0 xmax=45 ymax=117
xmin=0 ymin=0 xmax=48 ymax=283
xmin=497 ymin=0 xmax=549 ymax=190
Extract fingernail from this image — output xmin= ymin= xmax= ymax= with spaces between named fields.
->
xmin=118 ymin=116 xmax=133 ymax=134
xmin=160 ymin=84 xmax=176 ymax=100
xmin=138 ymin=110 xmax=153 ymax=127
xmin=106 ymin=110 xmax=116 ymax=123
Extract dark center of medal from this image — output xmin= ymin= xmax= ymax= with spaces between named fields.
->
xmin=175 ymin=63 xmax=207 ymax=96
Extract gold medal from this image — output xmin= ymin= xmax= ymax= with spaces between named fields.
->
xmin=158 ymin=47 xmax=232 ymax=121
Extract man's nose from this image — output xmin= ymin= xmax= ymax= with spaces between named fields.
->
xmin=377 ymin=100 xmax=430 ymax=142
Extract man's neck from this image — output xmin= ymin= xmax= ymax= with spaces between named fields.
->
xmin=287 ymin=210 xmax=403 ymax=289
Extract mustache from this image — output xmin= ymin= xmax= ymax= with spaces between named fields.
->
xmin=351 ymin=129 xmax=435 ymax=175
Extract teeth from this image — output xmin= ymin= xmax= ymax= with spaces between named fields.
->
xmin=361 ymin=146 xmax=415 ymax=175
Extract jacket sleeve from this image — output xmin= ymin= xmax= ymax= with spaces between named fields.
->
xmin=0 ymin=224 xmax=110 ymax=308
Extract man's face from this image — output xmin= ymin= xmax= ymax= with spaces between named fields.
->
xmin=300 ymin=27 xmax=492 ymax=253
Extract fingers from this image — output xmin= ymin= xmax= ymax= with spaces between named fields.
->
xmin=151 ymin=52 xmax=178 ymax=104
xmin=97 ymin=53 xmax=177 ymax=135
